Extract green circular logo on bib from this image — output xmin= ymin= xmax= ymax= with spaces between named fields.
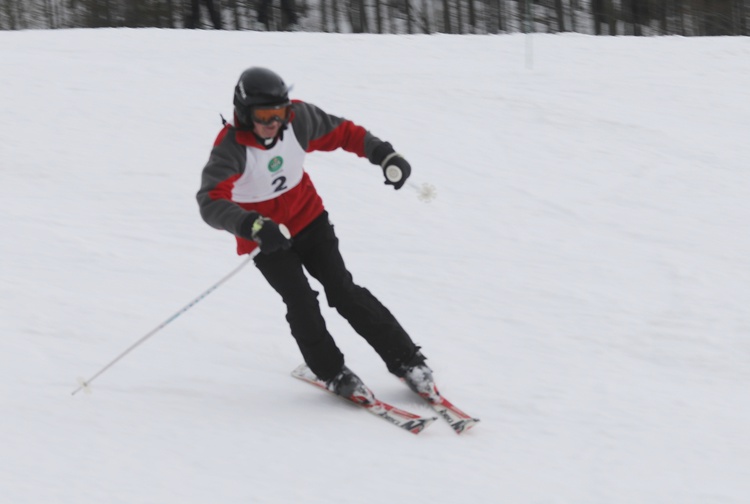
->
xmin=268 ymin=156 xmax=283 ymax=173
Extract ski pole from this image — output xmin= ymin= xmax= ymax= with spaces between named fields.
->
xmin=384 ymin=163 xmax=436 ymax=203
xmin=71 ymin=251 xmax=258 ymax=396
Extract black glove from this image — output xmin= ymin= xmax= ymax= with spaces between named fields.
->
xmin=370 ymin=142 xmax=411 ymax=190
xmin=239 ymin=213 xmax=292 ymax=254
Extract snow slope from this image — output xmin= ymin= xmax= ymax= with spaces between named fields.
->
xmin=2 ymin=29 xmax=750 ymax=503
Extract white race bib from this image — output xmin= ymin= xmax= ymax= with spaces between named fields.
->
xmin=232 ymin=125 xmax=307 ymax=203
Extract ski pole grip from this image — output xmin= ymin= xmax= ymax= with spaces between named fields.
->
xmin=385 ymin=165 xmax=403 ymax=183
xmin=381 ymin=151 xmax=403 ymax=184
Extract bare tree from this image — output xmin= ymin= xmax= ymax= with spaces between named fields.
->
xmin=2 ymin=0 xmax=750 ymax=36
xmin=521 ymin=0 xmax=532 ymax=33
xmin=739 ymin=0 xmax=748 ymax=34
xmin=553 ymin=0 xmax=565 ymax=30
xmin=420 ymin=0 xmax=432 ymax=32
xmin=442 ymin=0 xmax=452 ymax=32
xmin=467 ymin=0 xmax=475 ymax=31
xmin=591 ymin=0 xmax=615 ymax=34
xmin=332 ymin=0 xmax=341 ymax=32
xmin=703 ymin=0 xmax=734 ymax=34
xmin=406 ymin=0 xmax=413 ymax=31
xmin=347 ymin=0 xmax=367 ymax=32
xmin=374 ymin=0 xmax=382 ymax=32
xmin=495 ymin=0 xmax=505 ymax=31
xmin=2 ymin=0 xmax=22 ymax=29
xmin=227 ymin=0 xmax=240 ymax=29
xmin=320 ymin=0 xmax=329 ymax=31
xmin=185 ymin=0 xmax=222 ymax=28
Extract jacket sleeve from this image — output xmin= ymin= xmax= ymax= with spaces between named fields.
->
xmin=291 ymin=101 xmax=393 ymax=164
xmin=196 ymin=127 xmax=252 ymax=237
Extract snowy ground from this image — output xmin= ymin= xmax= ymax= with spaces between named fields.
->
xmin=2 ymin=29 xmax=750 ymax=503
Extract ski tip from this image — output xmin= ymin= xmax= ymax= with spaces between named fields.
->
xmin=452 ymin=418 xmax=480 ymax=435
xmin=291 ymin=363 xmax=309 ymax=376
xmin=291 ymin=364 xmax=319 ymax=382
xmin=408 ymin=416 xmax=439 ymax=435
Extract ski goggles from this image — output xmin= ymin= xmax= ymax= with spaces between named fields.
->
xmin=252 ymin=105 xmax=291 ymax=125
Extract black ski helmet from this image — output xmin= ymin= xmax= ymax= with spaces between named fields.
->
xmin=233 ymin=67 xmax=291 ymax=127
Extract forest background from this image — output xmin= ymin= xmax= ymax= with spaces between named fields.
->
xmin=1 ymin=0 xmax=748 ymax=36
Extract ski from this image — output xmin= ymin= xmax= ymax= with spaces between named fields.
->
xmin=404 ymin=380 xmax=480 ymax=435
xmin=291 ymin=364 xmax=438 ymax=435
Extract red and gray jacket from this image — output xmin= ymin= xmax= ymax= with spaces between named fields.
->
xmin=197 ymin=100 xmax=393 ymax=255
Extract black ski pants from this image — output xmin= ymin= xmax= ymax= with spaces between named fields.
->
xmin=253 ymin=211 xmax=417 ymax=381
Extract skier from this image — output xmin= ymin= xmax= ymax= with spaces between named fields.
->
xmin=196 ymin=67 xmax=434 ymax=400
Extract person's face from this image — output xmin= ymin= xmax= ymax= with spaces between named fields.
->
xmin=253 ymin=120 xmax=282 ymax=139
xmin=251 ymin=104 xmax=289 ymax=139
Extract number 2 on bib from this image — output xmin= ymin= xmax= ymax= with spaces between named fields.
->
xmin=272 ymin=176 xmax=288 ymax=192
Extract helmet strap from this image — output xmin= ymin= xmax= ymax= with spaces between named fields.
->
xmin=252 ymin=123 xmax=286 ymax=149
